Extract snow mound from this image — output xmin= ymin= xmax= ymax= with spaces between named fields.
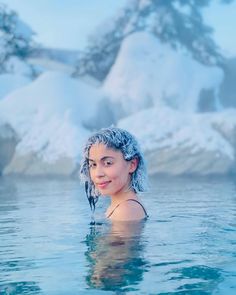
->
xmin=118 ymin=106 xmax=236 ymax=175
xmin=0 ymin=71 xmax=101 ymax=162
xmin=103 ymin=32 xmax=223 ymax=116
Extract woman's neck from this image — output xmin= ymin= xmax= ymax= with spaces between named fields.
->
xmin=109 ymin=190 xmax=138 ymax=207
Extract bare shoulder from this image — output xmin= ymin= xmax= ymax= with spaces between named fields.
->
xmin=110 ymin=200 xmax=146 ymax=221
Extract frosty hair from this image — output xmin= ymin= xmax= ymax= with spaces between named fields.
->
xmin=80 ymin=127 xmax=147 ymax=211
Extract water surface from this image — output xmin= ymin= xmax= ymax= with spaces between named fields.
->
xmin=0 ymin=176 xmax=236 ymax=294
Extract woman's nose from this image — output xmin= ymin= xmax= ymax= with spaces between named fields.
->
xmin=95 ymin=165 xmax=105 ymax=177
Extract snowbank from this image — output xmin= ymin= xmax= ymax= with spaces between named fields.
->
xmin=103 ymin=32 xmax=223 ymax=117
xmin=118 ymin=106 xmax=236 ymax=175
xmin=0 ymin=120 xmax=18 ymax=174
xmin=0 ymin=71 xmax=101 ymax=176
xmin=102 ymin=31 xmax=234 ymax=176
xmin=0 ymin=31 xmax=234 ymax=177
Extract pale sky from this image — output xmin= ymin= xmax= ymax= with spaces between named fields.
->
xmin=203 ymin=1 xmax=236 ymax=57
xmin=2 ymin=0 xmax=127 ymax=50
xmin=2 ymin=0 xmax=236 ymax=57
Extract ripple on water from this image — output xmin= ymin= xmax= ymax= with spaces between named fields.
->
xmin=0 ymin=176 xmax=236 ymax=294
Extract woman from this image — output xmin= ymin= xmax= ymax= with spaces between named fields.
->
xmin=80 ymin=127 xmax=148 ymax=221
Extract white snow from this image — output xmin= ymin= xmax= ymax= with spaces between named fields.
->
xmin=0 ymin=29 xmax=234 ymax=175
xmin=103 ymin=32 xmax=224 ymax=114
xmin=118 ymin=106 xmax=235 ymax=159
xmin=0 ymin=71 xmax=102 ymax=162
xmin=0 ymin=37 xmax=233 ymax=175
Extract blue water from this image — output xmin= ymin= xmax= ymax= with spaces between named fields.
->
xmin=0 ymin=176 xmax=236 ymax=294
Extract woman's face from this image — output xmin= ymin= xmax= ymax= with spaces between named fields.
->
xmin=88 ymin=143 xmax=137 ymax=198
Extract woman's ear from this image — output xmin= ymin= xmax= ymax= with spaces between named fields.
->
xmin=129 ymin=157 xmax=138 ymax=173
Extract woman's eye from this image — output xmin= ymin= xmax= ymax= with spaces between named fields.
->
xmin=104 ymin=160 xmax=113 ymax=166
xmin=89 ymin=162 xmax=96 ymax=168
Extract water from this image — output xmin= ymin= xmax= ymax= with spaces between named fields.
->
xmin=0 ymin=176 xmax=236 ymax=295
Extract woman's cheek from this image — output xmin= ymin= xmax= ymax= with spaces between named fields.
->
xmin=89 ymin=170 xmax=95 ymax=182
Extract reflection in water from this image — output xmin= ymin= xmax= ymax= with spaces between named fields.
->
xmin=85 ymin=220 xmax=149 ymax=292
xmin=166 ymin=265 xmax=222 ymax=294
xmin=0 ymin=281 xmax=41 ymax=295
xmin=0 ymin=181 xmax=42 ymax=295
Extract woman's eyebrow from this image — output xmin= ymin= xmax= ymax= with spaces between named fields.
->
xmin=88 ymin=156 xmax=114 ymax=162
xmin=101 ymin=156 xmax=114 ymax=161
xmin=88 ymin=158 xmax=95 ymax=162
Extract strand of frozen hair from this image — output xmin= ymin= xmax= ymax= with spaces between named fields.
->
xmin=80 ymin=127 xmax=148 ymax=211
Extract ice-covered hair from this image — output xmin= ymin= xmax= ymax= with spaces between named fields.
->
xmin=80 ymin=127 xmax=147 ymax=211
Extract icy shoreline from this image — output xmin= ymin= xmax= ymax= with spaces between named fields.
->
xmin=0 ymin=32 xmax=235 ymax=177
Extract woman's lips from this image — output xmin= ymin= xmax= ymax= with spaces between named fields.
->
xmin=96 ymin=181 xmax=111 ymax=189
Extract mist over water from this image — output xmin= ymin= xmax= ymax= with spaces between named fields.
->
xmin=0 ymin=176 xmax=236 ymax=294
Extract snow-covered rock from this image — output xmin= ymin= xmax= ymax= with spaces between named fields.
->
xmin=0 ymin=31 xmax=234 ymax=177
xmin=0 ymin=71 xmax=102 ymax=176
xmin=101 ymin=31 xmax=234 ymax=176
xmin=208 ymin=109 xmax=236 ymax=149
xmin=0 ymin=121 xmax=18 ymax=174
xmin=118 ymin=106 xmax=236 ymax=176
xmin=103 ymin=32 xmax=224 ymax=118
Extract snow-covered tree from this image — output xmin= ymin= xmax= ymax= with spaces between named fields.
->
xmin=0 ymin=4 xmax=35 ymax=74
xmin=74 ymin=0 xmax=234 ymax=81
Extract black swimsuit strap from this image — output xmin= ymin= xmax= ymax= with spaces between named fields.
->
xmin=107 ymin=198 xmax=148 ymax=219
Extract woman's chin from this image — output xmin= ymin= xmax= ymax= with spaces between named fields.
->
xmin=98 ymin=191 xmax=110 ymax=197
